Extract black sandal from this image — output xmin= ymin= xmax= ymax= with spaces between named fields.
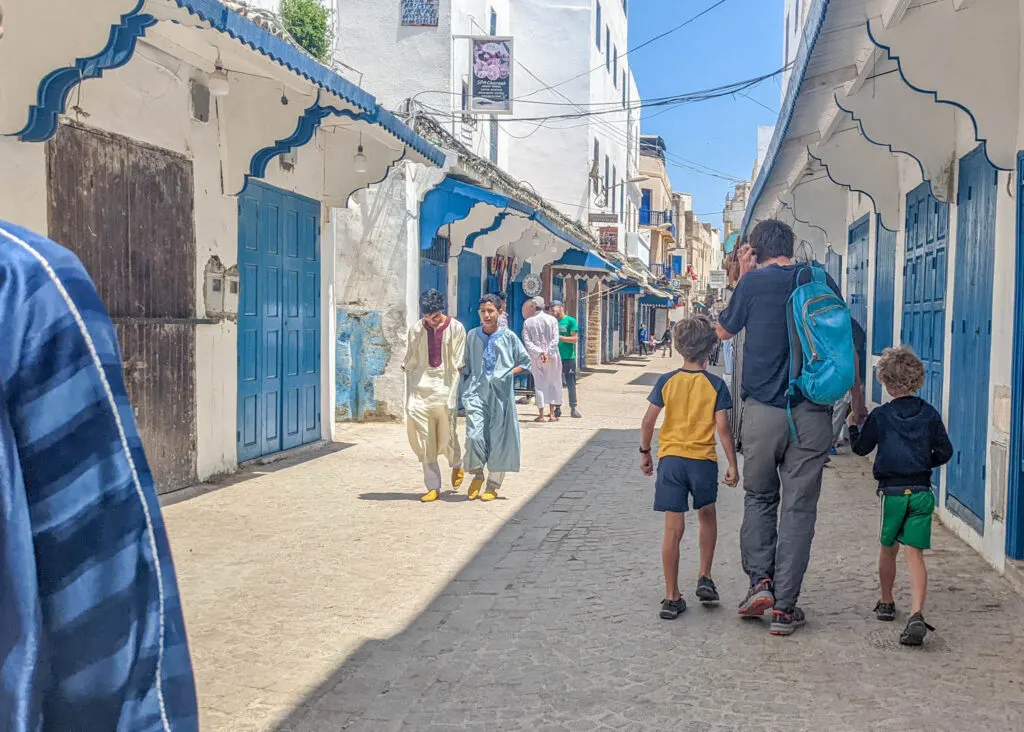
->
xmin=873 ymin=600 xmax=896 ymax=622
xmin=899 ymin=612 xmax=935 ymax=646
xmin=660 ymin=597 xmax=686 ymax=620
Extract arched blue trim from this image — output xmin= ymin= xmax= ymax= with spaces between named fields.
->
xmin=805 ymin=147 xmax=881 ymax=224
xmin=16 ymin=1 xmax=156 ymax=142
xmin=865 ymin=17 xmax=1009 ymax=172
xmin=833 ymin=91 xmax=938 ymax=202
xmin=249 ymin=101 xmax=373 ymax=179
xmin=778 ymin=195 xmax=830 ymax=241
xmin=466 ymin=211 xmax=527 ymax=251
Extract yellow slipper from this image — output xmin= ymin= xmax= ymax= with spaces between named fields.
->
xmin=480 ymin=487 xmax=499 ymax=502
xmin=467 ymin=478 xmax=484 ymax=501
xmin=420 ymin=489 xmax=440 ymax=503
xmin=451 ymin=467 xmax=465 ymax=489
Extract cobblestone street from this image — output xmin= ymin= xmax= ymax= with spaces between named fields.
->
xmin=163 ymin=359 xmax=1024 ymax=731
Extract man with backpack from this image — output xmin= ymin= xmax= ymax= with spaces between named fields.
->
xmin=716 ymin=220 xmax=862 ymax=636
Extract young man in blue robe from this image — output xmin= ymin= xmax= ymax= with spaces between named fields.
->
xmin=0 ymin=220 xmax=197 ymax=731
xmin=462 ymin=294 xmax=531 ymax=501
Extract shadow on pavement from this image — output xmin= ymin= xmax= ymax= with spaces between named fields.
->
xmin=629 ymin=372 xmax=666 ymax=387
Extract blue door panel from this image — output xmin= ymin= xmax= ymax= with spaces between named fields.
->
xmin=238 ymin=181 xmax=321 ymax=462
xmin=577 ymin=280 xmax=588 ymax=369
xmin=457 ymin=251 xmax=482 ymax=331
xmin=872 ymin=222 xmax=897 ymax=356
xmin=848 ymin=216 xmax=869 ymax=385
xmin=947 ymin=147 xmax=997 ymax=526
xmin=903 ymin=182 xmax=948 ymax=493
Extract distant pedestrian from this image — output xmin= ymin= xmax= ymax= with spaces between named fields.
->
xmin=552 ymin=301 xmax=582 ymax=419
xmin=640 ymin=316 xmax=739 ymax=620
xmin=404 ymin=289 xmax=467 ymax=502
xmin=849 ymin=346 xmax=952 ymax=646
xmin=656 ymin=326 xmax=672 ymax=357
xmin=639 ymin=322 xmax=650 ymax=355
xmin=717 ymin=220 xmax=862 ymax=636
xmin=462 ymin=294 xmax=531 ymax=501
xmin=0 ymin=220 xmax=197 ymax=731
xmin=522 ymin=297 xmax=562 ymax=422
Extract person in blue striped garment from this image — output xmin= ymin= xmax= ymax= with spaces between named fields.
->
xmin=0 ymin=220 xmax=198 ymax=731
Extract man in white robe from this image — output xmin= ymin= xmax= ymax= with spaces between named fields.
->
xmin=404 ymin=289 xmax=467 ymax=502
xmin=521 ymin=297 xmax=563 ymax=422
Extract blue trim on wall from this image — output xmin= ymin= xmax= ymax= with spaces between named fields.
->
xmin=1007 ymin=150 xmax=1024 ymax=560
xmin=779 ymin=196 xmax=830 ymax=242
xmin=742 ymin=0 xmax=831 ymax=233
xmin=805 ymin=148 xmax=880 ymax=223
xmin=14 ymin=0 xmax=444 ymax=167
xmin=865 ymin=18 xmax=1008 ymax=173
xmin=16 ymin=0 xmax=156 ymax=142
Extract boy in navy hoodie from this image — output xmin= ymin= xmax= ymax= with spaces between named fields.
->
xmin=848 ymin=346 xmax=953 ymax=646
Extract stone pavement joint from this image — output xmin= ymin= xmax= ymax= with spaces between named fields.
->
xmin=163 ymin=364 xmax=1024 ymax=732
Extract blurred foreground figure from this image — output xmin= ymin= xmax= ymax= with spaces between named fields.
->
xmin=0 ymin=221 xmax=197 ymax=731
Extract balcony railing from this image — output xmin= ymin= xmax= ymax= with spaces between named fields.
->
xmin=649 ymin=263 xmax=671 ymax=281
xmin=639 ymin=208 xmax=673 ymax=228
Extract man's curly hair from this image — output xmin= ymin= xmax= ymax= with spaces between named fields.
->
xmin=876 ymin=345 xmax=926 ymax=397
xmin=673 ymin=315 xmax=718 ymax=363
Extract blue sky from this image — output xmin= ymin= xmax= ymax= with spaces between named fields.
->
xmin=627 ymin=0 xmax=783 ymax=228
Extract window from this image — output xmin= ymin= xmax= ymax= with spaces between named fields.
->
xmin=596 ymin=1 xmax=602 ymax=49
xmin=785 ymin=13 xmax=790 ymax=62
xmin=612 ymin=167 xmax=617 ymax=213
xmin=490 ymin=8 xmax=497 ymax=34
xmin=461 ymin=80 xmax=469 ymax=111
xmin=622 ymin=0 xmax=628 ymax=14
xmin=641 ymin=188 xmax=652 ymax=210
xmin=613 ymin=47 xmax=618 ymax=83
xmin=622 ymin=72 xmax=627 ymax=106
xmin=489 ymin=117 xmax=498 ymax=163
xmin=606 ymin=28 xmax=611 ymax=70
xmin=604 ymin=155 xmax=610 ymax=203
xmin=593 ymin=139 xmax=600 ymax=194
xmin=620 ymin=185 xmax=625 ymax=223
xmin=401 ymin=0 xmax=439 ymax=26
xmin=795 ymin=0 xmax=801 ymax=32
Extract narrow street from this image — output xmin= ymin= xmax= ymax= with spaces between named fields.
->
xmin=164 ymin=361 xmax=1024 ymax=732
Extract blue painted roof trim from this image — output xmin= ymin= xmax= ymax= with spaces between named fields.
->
xmin=420 ymin=176 xmax=589 ymax=253
xmin=15 ymin=0 xmax=444 ymax=167
xmin=639 ymin=294 xmax=673 ymax=307
xmin=16 ymin=0 xmax=156 ymax=142
xmin=553 ymin=249 xmax=614 ymax=271
xmin=742 ymin=0 xmax=831 ymax=234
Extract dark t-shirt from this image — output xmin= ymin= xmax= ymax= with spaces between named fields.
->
xmin=718 ymin=264 xmax=843 ymax=408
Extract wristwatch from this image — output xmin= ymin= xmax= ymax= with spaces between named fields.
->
xmin=639 ymin=447 xmax=651 ymax=455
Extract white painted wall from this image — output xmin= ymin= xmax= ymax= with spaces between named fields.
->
xmin=0 ymin=47 xmax=342 ymax=482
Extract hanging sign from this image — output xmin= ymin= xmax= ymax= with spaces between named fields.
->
xmin=709 ymin=269 xmax=728 ymax=289
xmin=598 ymin=227 xmax=619 ymax=253
xmin=469 ymin=37 xmax=514 ymax=114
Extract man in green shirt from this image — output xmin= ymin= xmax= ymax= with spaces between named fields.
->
xmin=552 ymin=301 xmax=582 ymax=418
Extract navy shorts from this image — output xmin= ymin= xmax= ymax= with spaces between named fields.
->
xmin=654 ymin=456 xmax=718 ymax=513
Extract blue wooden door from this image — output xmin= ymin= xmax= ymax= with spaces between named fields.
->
xmin=902 ymin=182 xmax=948 ymax=492
xmin=577 ymin=280 xmax=588 ymax=369
xmin=947 ymin=146 xmax=997 ymax=527
xmin=237 ymin=182 xmax=321 ymax=462
xmin=601 ymin=294 xmax=609 ymax=362
xmin=420 ymin=235 xmax=450 ymax=298
xmin=825 ymin=249 xmax=843 ymax=289
xmin=457 ymin=250 xmax=482 ymax=331
xmin=847 ymin=216 xmax=870 ymax=385
xmin=872 ymin=221 xmax=897 ymax=403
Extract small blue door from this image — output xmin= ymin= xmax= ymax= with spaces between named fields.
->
xmin=872 ymin=220 xmax=897 ymax=403
xmin=457 ymin=250 xmax=482 ymax=331
xmin=947 ymin=146 xmax=997 ymax=527
xmin=847 ymin=216 xmax=870 ymax=385
xmin=601 ymin=294 xmax=609 ymax=362
xmin=577 ymin=280 xmax=588 ymax=369
xmin=825 ymin=249 xmax=843 ymax=289
xmin=237 ymin=181 xmax=321 ymax=462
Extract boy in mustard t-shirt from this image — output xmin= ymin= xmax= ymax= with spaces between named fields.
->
xmin=640 ymin=316 xmax=739 ymax=620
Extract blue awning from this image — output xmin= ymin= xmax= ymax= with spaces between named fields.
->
xmin=619 ymin=285 xmax=644 ymax=295
xmin=553 ymin=249 xmax=615 ymax=271
xmin=640 ymin=295 xmax=673 ymax=308
xmin=420 ymin=176 xmax=591 ymax=252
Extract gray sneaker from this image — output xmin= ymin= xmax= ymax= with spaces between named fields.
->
xmin=737 ymin=579 xmax=774 ymax=617
xmin=769 ymin=607 xmax=806 ymax=636
xmin=570 ymin=409 xmax=582 ymax=418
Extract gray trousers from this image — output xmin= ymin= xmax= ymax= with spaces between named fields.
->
xmin=739 ymin=399 xmax=832 ymax=611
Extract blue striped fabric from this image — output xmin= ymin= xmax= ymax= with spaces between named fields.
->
xmin=0 ymin=221 xmax=197 ymax=731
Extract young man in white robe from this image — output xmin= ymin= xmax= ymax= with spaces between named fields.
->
xmin=404 ymin=289 xmax=467 ymax=502
xmin=521 ymin=297 xmax=563 ymax=422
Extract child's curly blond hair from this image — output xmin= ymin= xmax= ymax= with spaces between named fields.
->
xmin=876 ymin=345 xmax=926 ymax=397
xmin=673 ymin=315 xmax=718 ymax=363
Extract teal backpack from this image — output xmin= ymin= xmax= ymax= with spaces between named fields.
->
xmin=786 ymin=266 xmax=856 ymax=432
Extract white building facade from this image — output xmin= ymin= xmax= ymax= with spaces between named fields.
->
xmin=746 ymin=0 xmax=1024 ymax=577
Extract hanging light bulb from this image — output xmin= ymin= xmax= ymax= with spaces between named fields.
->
xmin=208 ymin=59 xmax=230 ymax=97
xmin=353 ymin=131 xmax=368 ymax=173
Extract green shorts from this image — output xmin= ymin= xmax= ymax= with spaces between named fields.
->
xmin=879 ymin=490 xmax=935 ymax=550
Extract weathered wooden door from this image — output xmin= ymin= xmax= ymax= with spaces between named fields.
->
xmin=847 ymin=215 xmax=870 ymax=386
xmin=237 ymin=181 xmax=321 ymax=462
xmin=46 ymin=122 xmax=198 ymax=494
xmin=420 ymin=235 xmax=449 ymax=297
xmin=457 ymin=250 xmax=482 ymax=331
xmin=947 ymin=146 xmax=997 ymax=529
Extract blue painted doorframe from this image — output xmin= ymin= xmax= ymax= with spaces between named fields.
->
xmin=456 ymin=250 xmax=482 ymax=331
xmin=237 ymin=181 xmax=321 ymax=462
xmin=1008 ymin=150 xmax=1024 ymax=560
xmin=872 ymin=220 xmax=897 ymax=402
xmin=577 ymin=279 xmax=588 ymax=370
xmin=947 ymin=146 xmax=998 ymax=530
